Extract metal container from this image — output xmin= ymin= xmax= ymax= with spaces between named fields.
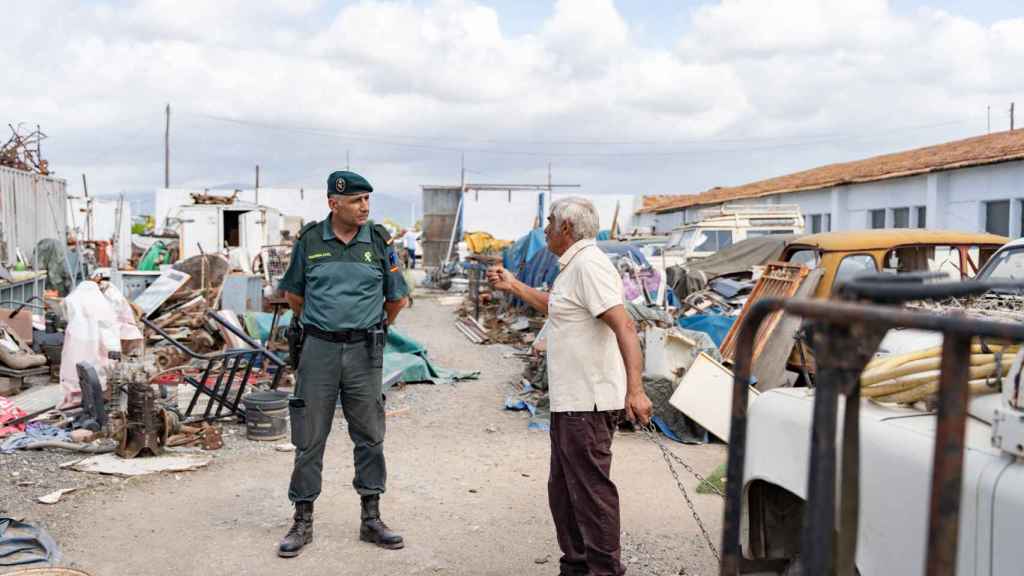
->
xmin=0 ymin=166 xmax=68 ymax=266
xmin=0 ymin=273 xmax=47 ymax=304
xmin=243 ymin=390 xmax=289 ymax=441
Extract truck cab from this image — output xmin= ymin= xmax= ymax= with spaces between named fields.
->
xmin=662 ymin=204 xmax=804 ymax=268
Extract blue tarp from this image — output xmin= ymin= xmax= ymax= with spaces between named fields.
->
xmin=678 ymin=314 xmax=736 ymax=348
xmin=503 ymin=228 xmax=560 ymax=292
xmin=503 ymin=228 xmax=547 ymax=273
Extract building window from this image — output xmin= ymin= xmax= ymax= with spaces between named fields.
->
xmin=893 ymin=207 xmax=910 ymax=228
xmin=869 ymin=209 xmax=886 ymax=229
xmin=986 ymin=200 xmax=1010 ymax=236
xmin=810 ymin=214 xmax=822 ymax=233
xmin=916 ymin=206 xmax=927 ymax=229
xmin=825 ymin=213 xmax=832 ymax=232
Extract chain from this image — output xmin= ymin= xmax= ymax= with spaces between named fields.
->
xmin=642 ymin=427 xmax=721 ymax=563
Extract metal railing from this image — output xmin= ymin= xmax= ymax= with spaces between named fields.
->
xmin=142 ymin=311 xmax=286 ymax=422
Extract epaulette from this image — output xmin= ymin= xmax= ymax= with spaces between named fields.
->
xmin=298 ymin=221 xmax=319 ymax=239
xmin=370 ymin=222 xmax=394 ymax=245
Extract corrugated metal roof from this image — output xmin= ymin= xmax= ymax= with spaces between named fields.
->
xmin=639 ymin=129 xmax=1024 ymax=214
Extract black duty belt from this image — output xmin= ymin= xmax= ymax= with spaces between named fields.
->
xmin=304 ymin=324 xmax=371 ymax=344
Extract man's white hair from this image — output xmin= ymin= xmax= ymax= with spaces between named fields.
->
xmin=551 ymin=196 xmax=600 ymax=241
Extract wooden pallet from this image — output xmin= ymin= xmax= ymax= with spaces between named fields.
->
xmin=0 ymin=364 xmax=51 ymax=396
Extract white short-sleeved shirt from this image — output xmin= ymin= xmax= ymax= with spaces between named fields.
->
xmin=547 ymin=239 xmax=627 ymax=412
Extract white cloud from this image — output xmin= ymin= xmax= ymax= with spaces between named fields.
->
xmin=0 ymin=0 xmax=1021 ymax=216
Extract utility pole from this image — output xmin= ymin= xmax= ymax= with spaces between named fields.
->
xmin=255 ymin=164 xmax=260 ymax=205
xmin=988 ymin=105 xmax=991 ymax=134
xmin=81 ymin=173 xmax=92 ymax=240
xmin=346 ymin=150 xmax=350 ymax=171
xmin=36 ymin=124 xmax=41 ymax=160
xmin=164 ymin=103 xmax=171 ymax=188
xmin=1012 ymin=102 xmax=1016 ymax=131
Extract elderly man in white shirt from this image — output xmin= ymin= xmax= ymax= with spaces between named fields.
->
xmin=488 ymin=197 xmax=652 ymax=576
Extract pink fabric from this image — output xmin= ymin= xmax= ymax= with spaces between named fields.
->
xmin=0 ymin=396 xmax=27 ymax=437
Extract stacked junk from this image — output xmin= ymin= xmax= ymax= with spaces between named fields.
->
xmin=0 ymin=251 xmax=293 ymax=466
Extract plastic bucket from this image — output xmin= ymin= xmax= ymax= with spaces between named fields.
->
xmin=242 ymin=390 xmax=289 ymax=442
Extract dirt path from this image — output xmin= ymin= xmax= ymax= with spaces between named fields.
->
xmin=4 ymin=295 xmax=725 ymax=576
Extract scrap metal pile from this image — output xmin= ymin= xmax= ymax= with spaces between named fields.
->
xmin=0 ymin=124 xmax=49 ymax=175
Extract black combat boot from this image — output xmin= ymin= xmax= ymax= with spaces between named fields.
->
xmin=359 ymin=495 xmax=404 ymax=549
xmin=277 ymin=501 xmax=314 ymax=558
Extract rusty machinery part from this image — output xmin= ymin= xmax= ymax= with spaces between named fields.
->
xmin=154 ymin=347 xmax=190 ymax=372
xmin=167 ymin=422 xmax=223 ymax=450
xmin=115 ymin=380 xmax=171 ymax=459
xmin=719 ymin=277 xmax=1024 ymax=576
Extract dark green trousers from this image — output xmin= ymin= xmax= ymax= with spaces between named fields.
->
xmin=288 ymin=334 xmax=386 ymax=503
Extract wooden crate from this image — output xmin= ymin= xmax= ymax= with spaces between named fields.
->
xmin=0 ymin=365 xmax=51 ymax=397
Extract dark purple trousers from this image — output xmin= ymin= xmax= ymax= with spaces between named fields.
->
xmin=548 ymin=410 xmax=626 ymax=576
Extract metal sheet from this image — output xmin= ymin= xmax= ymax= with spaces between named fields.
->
xmin=0 ymin=166 xmax=68 ymax=265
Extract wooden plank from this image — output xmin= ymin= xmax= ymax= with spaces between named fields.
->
xmin=750 ymin=267 xmax=823 ymax=390
xmin=668 ymin=352 xmax=758 ymax=443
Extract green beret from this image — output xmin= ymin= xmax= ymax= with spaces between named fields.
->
xmin=327 ymin=170 xmax=373 ymax=196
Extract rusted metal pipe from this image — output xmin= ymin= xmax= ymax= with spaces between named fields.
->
xmin=720 ymin=298 xmax=781 ymax=575
xmin=926 ymin=332 xmax=972 ymax=576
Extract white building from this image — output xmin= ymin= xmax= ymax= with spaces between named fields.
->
xmin=636 ymin=129 xmax=1024 ymax=237
xmin=155 ymin=188 xmax=324 ymax=233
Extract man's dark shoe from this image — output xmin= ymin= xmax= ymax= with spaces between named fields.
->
xmin=278 ymin=501 xmax=314 ymax=558
xmin=359 ymin=495 xmax=404 ymax=550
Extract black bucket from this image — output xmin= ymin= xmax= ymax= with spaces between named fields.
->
xmin=242 ymin=390 xmax=289 ymax=442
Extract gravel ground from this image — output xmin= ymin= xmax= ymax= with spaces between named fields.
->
xmin=0 ymin=289 xmax=726 ymax=576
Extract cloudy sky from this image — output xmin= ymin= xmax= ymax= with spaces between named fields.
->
xmin=3 ymin=0 xmax=1022 ymax=221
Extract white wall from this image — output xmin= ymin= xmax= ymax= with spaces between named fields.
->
xmin=639 ymin=159 xmax=1024 ymax=238
xmin=459 ymin=190 xmax=638 ymax=241
xmin=461 ymin=189 xmax=545 ymax=241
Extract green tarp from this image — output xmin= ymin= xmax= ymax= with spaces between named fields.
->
xmin=383 ymin=328 xmax=479 ymax=388
xmin=243 ymin=312 xmax=477 ymax=389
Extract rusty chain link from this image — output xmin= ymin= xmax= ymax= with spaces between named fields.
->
xmin=642 ymin=426 xmax=721 ymax=564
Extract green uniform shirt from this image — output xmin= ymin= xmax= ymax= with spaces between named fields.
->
xmin=278 ymin=217 xmax=409 ymax=332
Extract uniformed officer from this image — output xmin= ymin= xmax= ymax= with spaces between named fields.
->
xmin=276 ymin=170 xmax=409 ymax=557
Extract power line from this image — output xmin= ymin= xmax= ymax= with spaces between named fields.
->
xmin=181 ymin=110 xmax=972 ymax=158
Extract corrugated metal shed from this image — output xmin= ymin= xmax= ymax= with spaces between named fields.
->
xmin=422 ymin=186 xmax=461 ymax=267
xmin=0 ymin=166 xmax=68 ymax=265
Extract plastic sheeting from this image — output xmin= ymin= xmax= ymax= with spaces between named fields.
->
xmin=0 ymin=516 xmax=61 ymax=567
xmin=464 ymin=232 xmax=512 ymax=254
xmin=59 ymin=281 xmax=143 ymax=409
xmin=678 ymin=314 xmax=736 ymax=348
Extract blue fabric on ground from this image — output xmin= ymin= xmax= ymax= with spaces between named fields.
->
xmin=651 ymin=415 xmax=684 ymax=443
xmin=0 ymin=423 xmax=72 ymax=454
xmin=678 ymin=315 xmax=736 ymax=348
xmin=596 ymin=230 xmax=611 ymax=241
